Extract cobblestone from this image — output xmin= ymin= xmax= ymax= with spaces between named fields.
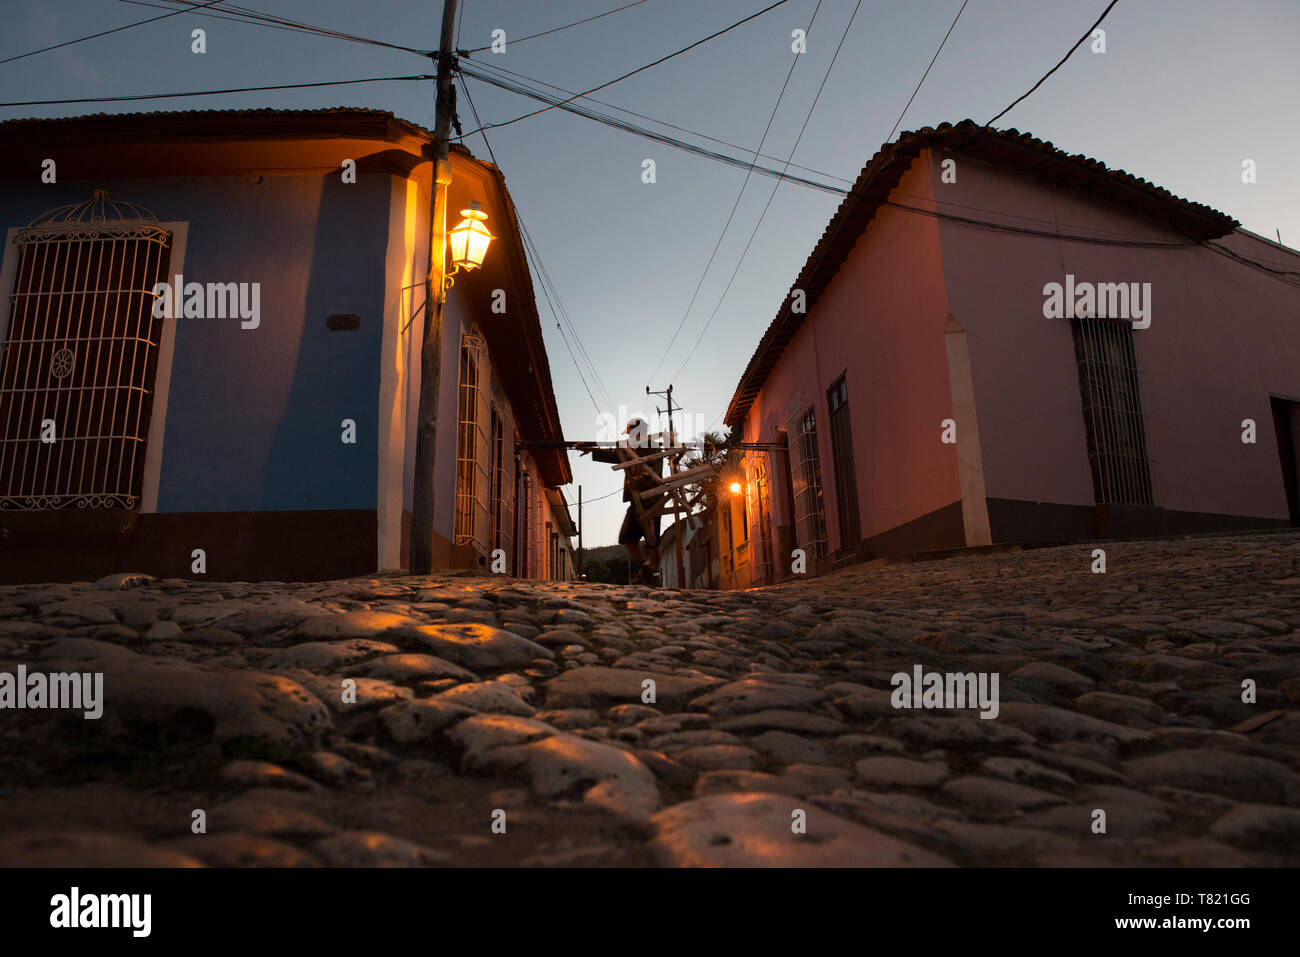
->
xmin=1 ymin=531 xmax=1299 ymax=866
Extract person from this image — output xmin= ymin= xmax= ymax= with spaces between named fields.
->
xmin=579 ymin=417 xmax=664 ymax=584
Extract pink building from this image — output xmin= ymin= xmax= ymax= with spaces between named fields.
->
xmin=718 ymin=120 xmax=1300 ymax=585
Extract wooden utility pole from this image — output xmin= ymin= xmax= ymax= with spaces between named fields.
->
xmin=650 ymin=384 xmax=688 ymax=589
xmin=577 ymin=485 xmax=584 ymax=579
xmin=410 ymin=0 xmax=460 ymax=575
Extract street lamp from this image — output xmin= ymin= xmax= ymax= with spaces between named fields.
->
xmin=445 ymin=201 xmax=495 ymax=288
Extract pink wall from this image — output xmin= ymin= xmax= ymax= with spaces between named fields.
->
xmin=743 ymin=154 xmax=959 ymax=552
xmin=933 ymin=150 xmax=1300 ymax=520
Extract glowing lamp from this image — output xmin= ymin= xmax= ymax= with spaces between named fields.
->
xmin=728 ymin=482 xmax=742 ymax=495
xmin=447 ymin=201 xmax=495 ymax=280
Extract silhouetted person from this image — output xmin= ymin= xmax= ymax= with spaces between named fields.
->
xmin=578 ymin=416 xmax=663 ymax=584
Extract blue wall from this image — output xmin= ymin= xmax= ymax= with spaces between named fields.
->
xmin=0 ymin=174 xmax=388 ymax=512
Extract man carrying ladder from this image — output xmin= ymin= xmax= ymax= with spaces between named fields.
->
xmin=577 ymin=417 xmax=663 ymax=584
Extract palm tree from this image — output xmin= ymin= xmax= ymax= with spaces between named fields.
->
xmin=680 ymin=429 xmax=731 ymax=513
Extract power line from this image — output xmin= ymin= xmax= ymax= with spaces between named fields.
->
xmin=581 ymin=486 xmax=626 ymax=503
xmin=462 ymin=79 xmax=616 ymax=414
xmin=461 ymin=0 xmax=791 ymax=135
xmin=114 ymin=0 xmax=431 ymax=56
xmin=0 ymin=0 xmax=229 ymax=67
xmin=883 ymin=200 xmax=1194 ymax=247
xmin=463 ymin=0 xmax=652 ymax=54
xmin=0 ymin=74 xmax=434 ymax=109
xmin=522 ymin=218 xmax=617 ymax=412
xmin=886 ymin=0 xmax=969 ymax=142
xmin=464 ymin=56 xmax=853 ymax=185
xmin=672 ymin=0 xmax=865 ymax=383
xmin=1203 ymin=241 xmax=1300 ymax=285
xmin=987 ymin=0 xmax=1120 ymax=126
xmin=645 ymin=0 xmax=827 ymax=390
xmin=458 ymin=62 xmax=847 ymax=195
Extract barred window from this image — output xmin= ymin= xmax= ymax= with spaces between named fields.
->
xmin=790 ymin=406 xmax=828 ymax=559
xmin=747 ymin=452 xmax=775 ymax=582
xmin=518 ymin=466 xmax=545 ymax=579
xmin=1071 ymin=317 xmax=1154 ymax=506
xmin=0 ymin=191 xmax=171 ymax=511
xmin=454 ymin=333 xmax=491 ymax=553
xmin=490 ymin=404 xmax=516 ymax=571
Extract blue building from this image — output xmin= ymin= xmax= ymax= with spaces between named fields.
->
xmin=0 ymin=109 xmax=574 ymax=583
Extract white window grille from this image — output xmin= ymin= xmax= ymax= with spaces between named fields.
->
xmin=454 ymin=333 xmax=491 ymax=553
xmin=747 ymin=452 xmax=775 ymax=582
xmin=1 ymin=190 xmax=172 ymax=511
xmin=490 ymin=403 xmax=516 ymax=572
xmin=790 ymin=406 xmax=828 ymax=559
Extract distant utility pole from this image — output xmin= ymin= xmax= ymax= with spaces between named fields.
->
xmin=577 ymin=485 xmax=584 ymax=580
xmin=410 ymin=0 xmax=460 ymax=575
xmin=649 ymin=383 xmax=687 ymax=589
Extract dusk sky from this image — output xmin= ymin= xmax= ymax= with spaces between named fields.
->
xmin=3 ymin=0 xmax=1296 ymax=547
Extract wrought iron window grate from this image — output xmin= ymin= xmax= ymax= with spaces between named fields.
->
xmin=490 ymin=403 xmax=516 ymax=571
xmin=747 ymin=451 xmax=775 ymax=582
xmin=1071 ymin=316 xmax=1155 ymax=507
xmin=0 ymin=190 xmax=171 ymax=511
xmin=790 ymin=406 xmax=828 ymax=560
xmin=454 ymin=333 xmax=492 ymax=553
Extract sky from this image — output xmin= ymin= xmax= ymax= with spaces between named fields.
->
xmin=3 ymin=0 xmax=1297 ymax=547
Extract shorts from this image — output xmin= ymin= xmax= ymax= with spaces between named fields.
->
xmin=618 ymin=506 xmax=660 ymax=547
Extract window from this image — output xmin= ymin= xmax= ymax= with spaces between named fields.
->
xmin=454 ymin=333 xmax=491 ymax=554
xmin=747 ymin=452 xmax=775 ymax=582
xmin=790 ymin=406 xmax=828 ymax=559
xmin=1 ymin=191 xmax=172 ymax=510
xmin=1071 ymin=318 xmax=1154 ymax=506
xmin=518 ymin=466 xmax=544 ymax=579
xmin=826 ymin=373 xmax=861 ymax=546
xmin=489 ymin=405 xmax=515 ymax=571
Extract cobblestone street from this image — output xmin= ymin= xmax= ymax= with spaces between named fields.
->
xmin=2 ymin=532 xmax=1299 ymax=867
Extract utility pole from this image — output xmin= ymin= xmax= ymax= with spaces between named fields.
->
xmin=577 ymin=485 xmax=584 ymax=580
xmin=410 ymin=0 xmax=460 ymax=575
xmin=649 ymin=383 xmax=687 ymax=589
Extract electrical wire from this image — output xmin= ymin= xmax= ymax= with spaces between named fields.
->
xmin=885 ymin=200 xmax=1195 ymax=247
xmin=987 ymin=0 xmax=1120 ymax=126
xmin=463 ymin=56 xmax=854 ymax=185
xmin=580 ymin=486 xmax=625 ymax=503
xmin=114 ymin=0 xmax=431 ymax=56
xmin=0 ymin=75 xmax=434 ymax=108
xmin=460 ymin=0 xmax=791 ymax=135
xmin=645 ymin=0 xmax=826 ymax=390
xmin=886 ymin=0 xmax=969 ymax=142
xmin=671 ymin=0 xmax=865 ymax=383
xmin=461 ymin=79 xmax=616 ymax=414
xmin=463 ymin=0 xmax=652 ymax=54
xmin=458 ymin=62 xmax=846 ymax=195
xmin=0 ymin=0 xmax=229 ymax=67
